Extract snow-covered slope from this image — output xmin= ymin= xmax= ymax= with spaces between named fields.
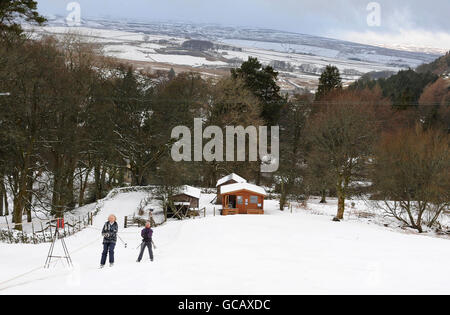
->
xmin=0 ymin=191 xmax=449 ymax=295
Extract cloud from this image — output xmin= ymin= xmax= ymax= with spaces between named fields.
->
xmin=36 ymin=0 xmax=450 ymax=52
xmin=337 ymin=29 xmax=450 ymax=54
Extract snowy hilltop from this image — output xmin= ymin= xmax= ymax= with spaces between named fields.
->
xmin=24 ymin=16 xmax=440 ymax=92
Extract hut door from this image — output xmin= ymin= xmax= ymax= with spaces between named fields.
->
xmin=236 ymin=195 xmax=246 ymax=214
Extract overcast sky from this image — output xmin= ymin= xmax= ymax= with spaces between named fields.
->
xmin=36 ymin=0 xmax=450 ymax=51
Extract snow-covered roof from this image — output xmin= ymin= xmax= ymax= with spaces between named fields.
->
xmin=220 ymin=183 xmax=266 ymax=196
xmin=175 ymin=185 xmax=201 ymax=199
xmin=174 ymin=202 xmax=190 ymax=206
xmin=216 ymin=173 xmax=247 ymax=187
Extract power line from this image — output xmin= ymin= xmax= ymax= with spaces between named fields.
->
xmin=0 ymin=94 xmax=447 ymax=106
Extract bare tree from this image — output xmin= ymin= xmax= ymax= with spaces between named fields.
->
xmin=371 ymin=126 xmax=450 ymax=233
xmin=276 ymin=94 xmax=312 ymax=209
xmin=418 ymin=78 xmax=450 ymax=131
xmin=303 ymin=148 xmax=335 ymax=204
xmin=306 ymin=90 xmax=379 ymax=221
xmin=203 ymin=77 xmax=264 ymax=185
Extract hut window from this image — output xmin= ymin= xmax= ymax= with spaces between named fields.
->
xmin=237 ymin=196 xmax=243 ymax=205
xmin=250 ymin=196 xmax=258 ymax=204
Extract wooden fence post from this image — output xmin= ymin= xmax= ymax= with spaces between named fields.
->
xmin=5 ymin=216 xmax=12 ymax=243
xmin=214 ymin=207 xmax=215 ymax=216
xmin=124 ymin=216 xmax=127 ymax=229
xmin=40 ymin=221 xmax=46 ymax=242
xmin=31 ymin=222 xmax=36 ymax=244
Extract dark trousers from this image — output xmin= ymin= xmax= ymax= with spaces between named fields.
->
xmin=137 ymin=241 xmax=153 ymax=262
xmin=101 ymin=242 xmax=116 ymax=265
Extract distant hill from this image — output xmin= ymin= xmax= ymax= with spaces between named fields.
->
xmin=416 ymin=51 xmax=450 ymax=75
xmin=31 ymin=16 xmax=442 ymax=91
xmin=182 ymin=40 xmax=214 ymax=51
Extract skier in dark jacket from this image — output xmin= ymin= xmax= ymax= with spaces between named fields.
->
xmin=100 ymin=214 xmax=118 ymax=268
xmin=137 ymin=221 xmax=154 ymax=262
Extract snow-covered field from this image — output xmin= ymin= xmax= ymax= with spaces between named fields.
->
xmin=1 ymin=191 xmax=449 ymax=295
xmin=23 ymin=17 xmax=439 ymax=91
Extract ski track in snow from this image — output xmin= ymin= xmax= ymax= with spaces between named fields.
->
xmin=0 ymin=192 xmax=449 ymax=295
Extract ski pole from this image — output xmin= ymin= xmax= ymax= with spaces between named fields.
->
xmin=117 ymin=235 xmax=128 ymax=248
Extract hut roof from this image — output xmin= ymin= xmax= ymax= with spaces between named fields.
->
xmin=220 ymin=183 xmax=267 ymax=196
xmin=216 ymin=173 xmax=247 ymax=187
xmin=175 ymin=185 xmax=201 ymax=199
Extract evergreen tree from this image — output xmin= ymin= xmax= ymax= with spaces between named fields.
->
xmin=381 ymin=69 xmax=438 ymax=109
xmin=0 ymin=0 xmax=46 ymax=37
xmin=231 ymin=57 xmax=283 ymax=125
xmin=316 ymin=65 xmax=342 ymax=101
xmin=350 ymin=69 xmax=439 ymax=110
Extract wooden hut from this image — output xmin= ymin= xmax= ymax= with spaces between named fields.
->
xmin=215 ymin=173 xmax=247 ymax=204
xmin=168 ymin=185 xmax=201 ymax=219
xmin=221 ymin=183 xmax=266 ymax=216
